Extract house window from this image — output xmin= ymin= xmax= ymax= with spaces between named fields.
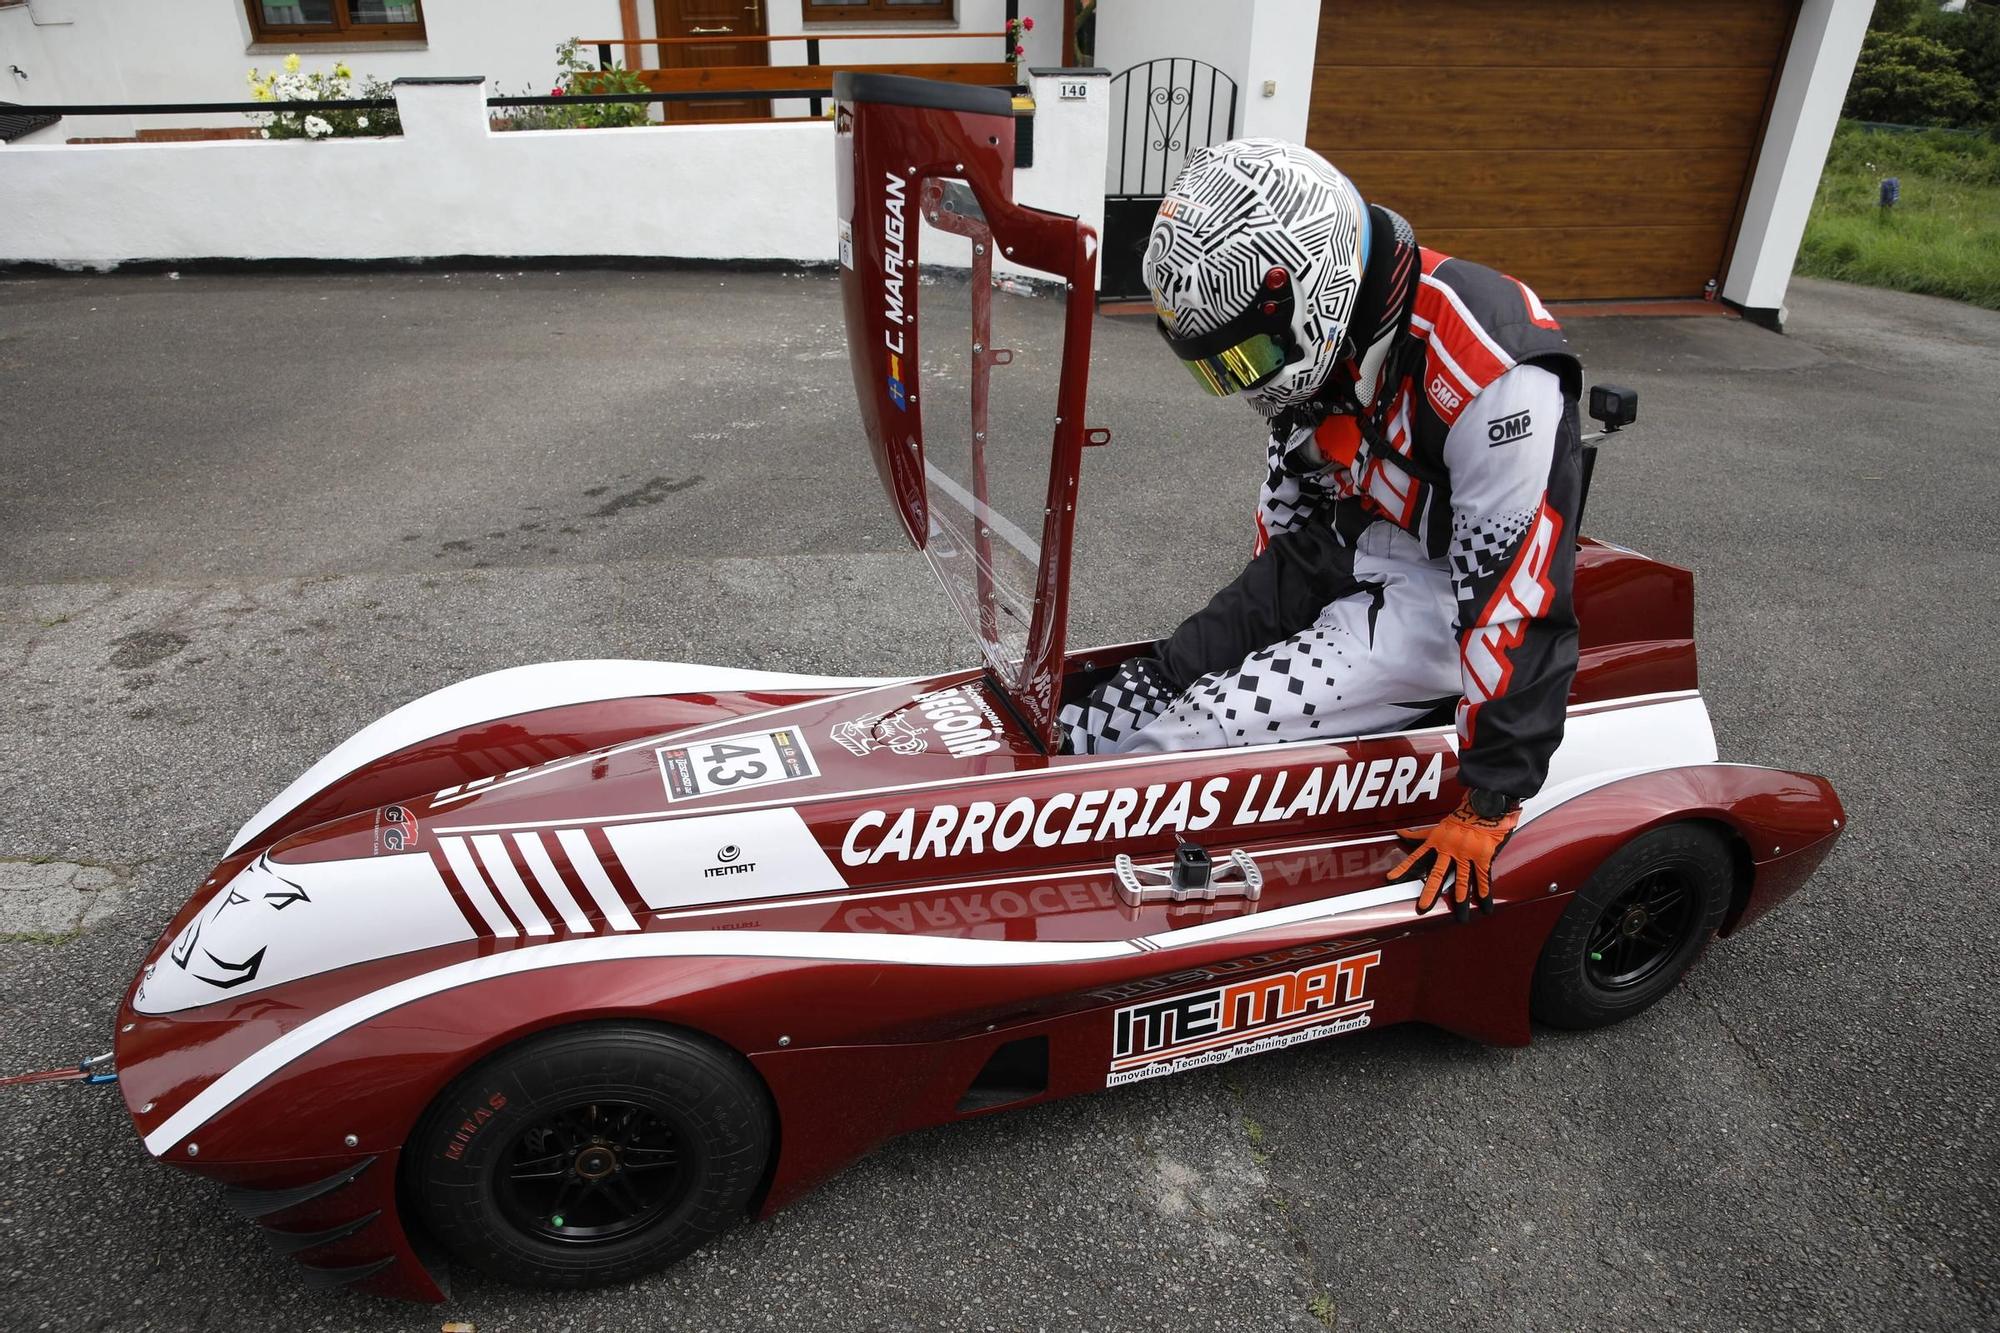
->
xmin=245 ymin=1 xmax=427 ymax=43
xmin=803 ymin=0 xmax=955 ymax=22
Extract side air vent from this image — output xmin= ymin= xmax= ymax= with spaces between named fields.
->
xmin=955 ymin=1035 xmax=1049 ymax=1113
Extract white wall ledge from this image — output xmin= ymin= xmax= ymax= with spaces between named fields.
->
xmin=0 ymin=70 xmax=1107 ymax=278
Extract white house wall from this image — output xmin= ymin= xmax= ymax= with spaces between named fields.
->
xmin=0 ymin=0 xmax=629 ymax=140
xmin=1090 ymin=0 xmax=1318 ymax=150
xmin=0 ymin=1 xmax=1066 ymax=139
xmin=0 ymin=71 xmax=1108 ymax=275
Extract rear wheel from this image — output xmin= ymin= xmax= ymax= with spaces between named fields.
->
xmin=407 ymin=1024 xmax=772 ymax=1289
xmin=1530 ymin=824 xmax=1734 ymax=1030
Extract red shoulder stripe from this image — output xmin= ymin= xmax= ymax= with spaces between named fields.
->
xmin=1413 ymin=273 xmax=1513 ymax=399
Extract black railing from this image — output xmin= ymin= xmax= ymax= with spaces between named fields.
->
xmin=1 ymin=91 xmax=851 ymax=116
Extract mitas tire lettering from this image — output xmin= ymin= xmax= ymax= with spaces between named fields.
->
xmin=405 ymin=1024 xmax=772 ymax=1290
xmin=441 ymin=1092 xmax=509 ymax=1162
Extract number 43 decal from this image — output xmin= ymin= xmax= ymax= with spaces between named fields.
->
xmin=656 ymin=727 xmax=820 ymax=802
xmin=700 ymin=741 xmax=767 ymax=787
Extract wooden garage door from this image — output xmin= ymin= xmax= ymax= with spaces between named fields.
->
xmin=1308 ymin=0 xmax=1796 ymax=300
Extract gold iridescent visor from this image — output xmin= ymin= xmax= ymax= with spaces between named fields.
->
xmin=1176 ymin=333 xmax=1290 ymax=396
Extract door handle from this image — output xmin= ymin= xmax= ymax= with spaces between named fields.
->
xmin=691 ymin=24 xmax=733 ymax=33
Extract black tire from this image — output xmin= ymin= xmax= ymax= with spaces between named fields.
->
xmin=405 ymin=1023 xmax=772 ymax=1289
xmin=1530 ymin=823 xmax=1735 ymax=1030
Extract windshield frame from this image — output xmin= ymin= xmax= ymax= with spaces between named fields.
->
xmin=834 ymin=74 xmax=1101 ymax=751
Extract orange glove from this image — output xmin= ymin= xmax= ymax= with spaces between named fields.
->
xmin=1388 ymin=797 xmax=1520 ymax=918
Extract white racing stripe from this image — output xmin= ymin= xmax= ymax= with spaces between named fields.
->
xmin=437 ymin=836 xmax=518 ymax=938
xmin=469 ymin=835 xmax=552 ymax=937
xmin=140 ymin=880 xmax=1421 ymax=1157
xmin=555 ymin=829 xmax=640 ymax=932
xmin=513 ymin=832 xmax=593 ymax=934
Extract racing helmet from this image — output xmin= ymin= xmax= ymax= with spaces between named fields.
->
xmin=1142 ymin=139 xmax=1370 ymax=414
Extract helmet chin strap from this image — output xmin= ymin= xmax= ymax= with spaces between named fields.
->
xmin=1352 ymin=322 xmax=1399 ymax=410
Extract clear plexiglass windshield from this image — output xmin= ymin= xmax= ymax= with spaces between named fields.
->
xmin=914 ymin=179 xmax=1069 ymax=683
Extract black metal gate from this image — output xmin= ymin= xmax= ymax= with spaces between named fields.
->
xmin=1102 ymin=58 xmax=1238 ymax=302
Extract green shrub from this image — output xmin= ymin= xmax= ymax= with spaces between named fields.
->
xmin=493 ymin=40 xmax=651 ymax=131
xmin=1922 ymin=7 xmax=2000 ymax=126
xmin=1844 ymin=31 xmax=1983 ymax=127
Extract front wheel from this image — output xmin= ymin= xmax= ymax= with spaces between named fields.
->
xmin=1530 ymin=824 xmax=1735 ymax=1030
xmin=406 ymin=1024 xmax=773 ymax=1289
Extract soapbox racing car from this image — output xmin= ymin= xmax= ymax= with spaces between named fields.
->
xmin=111 ymin=75 xmax=1845 ymax=1302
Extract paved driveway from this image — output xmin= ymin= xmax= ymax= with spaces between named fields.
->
xmin=0 ymin=270 xmax=1993 ymax=1332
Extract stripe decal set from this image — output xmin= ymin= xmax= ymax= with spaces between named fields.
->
xmin=435 ymin=830 xmax=645 ymax=938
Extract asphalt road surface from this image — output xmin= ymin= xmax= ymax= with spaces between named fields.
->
xmin=1 ymin=269 xmax=1994 ymax=1333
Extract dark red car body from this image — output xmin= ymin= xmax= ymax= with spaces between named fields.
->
xmin=112 ymin=76 xmax=1843 ymax=1302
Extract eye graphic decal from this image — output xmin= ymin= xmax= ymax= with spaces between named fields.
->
xmin=262 ymin=864 xmax=311 ymax=911
xmin=168 ymin=919 xmax=200 ymax=970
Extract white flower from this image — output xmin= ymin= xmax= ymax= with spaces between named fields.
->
xmin=303 ymin=114 xmax=333 ymax=138
xmin=260 ymin=128 xmax=270 ymax=138
xmin=356 ymin=115 xmax=369 ymax=128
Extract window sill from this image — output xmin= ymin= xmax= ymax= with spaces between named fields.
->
xmin=797 ymin=20 xmax=963 ymax=32
xmin=246 ymin=39 xmax=429 ymax=54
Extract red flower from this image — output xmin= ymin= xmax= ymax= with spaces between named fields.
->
xmin=551 ymin=86 xmax=565 ymax=96
xmin=1014 ymin=43 xmax=1026 ymax=56
xmin=1021 ymin=16 xmax=1034 ymax=30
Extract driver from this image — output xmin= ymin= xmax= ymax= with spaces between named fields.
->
xmin=1059 ymin=139 xmax=1583 ymax=917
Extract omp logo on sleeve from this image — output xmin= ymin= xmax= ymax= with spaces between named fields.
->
xmin=1486 ymin=409 xmax=1532 ymax=445
xmin=1106 ymin=949 xmax=1383 ymax=1087
xmin=1428 ymin=372 xmax=1464 ymax=414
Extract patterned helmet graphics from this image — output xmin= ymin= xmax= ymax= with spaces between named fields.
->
xmin=1144 ymin=139 xmax=1369 ymax=413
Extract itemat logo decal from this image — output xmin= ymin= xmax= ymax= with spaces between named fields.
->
xmin=1105 ymin=949 xmax=1382 ymax=1087
xmin=657 ymin=725 xmax=820 ymax=803
xmin=704 ymin=844 xmax=757 ymax=879
xmin=1486 ymin=410 xmax=1532 ymax=445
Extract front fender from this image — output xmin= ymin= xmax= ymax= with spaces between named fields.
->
xmin=226 ymin=660 xmax=891 ymax=857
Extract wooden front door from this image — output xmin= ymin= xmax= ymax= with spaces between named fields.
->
xmin=653 ymin=0 xmax=772 ymax=123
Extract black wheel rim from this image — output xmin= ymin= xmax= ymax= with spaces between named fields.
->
xmin=494 ymin=1099 xmax=691 ymax=1244
xmin=1584 ymin=866 xmax=1699 ymax=991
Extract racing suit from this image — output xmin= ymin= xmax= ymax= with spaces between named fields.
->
xmin=1063 ymin=248 xmax=1584 ymax=800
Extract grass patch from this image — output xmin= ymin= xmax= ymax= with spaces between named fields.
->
xmin=1796 ymin=122 xmax=2000 ymax=309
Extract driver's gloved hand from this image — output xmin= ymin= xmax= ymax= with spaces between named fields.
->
xmin=1388 ymin=796 xmax=1521 ymax=920
xmin=1058 ymin=656 xmax=1176 ymax=755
